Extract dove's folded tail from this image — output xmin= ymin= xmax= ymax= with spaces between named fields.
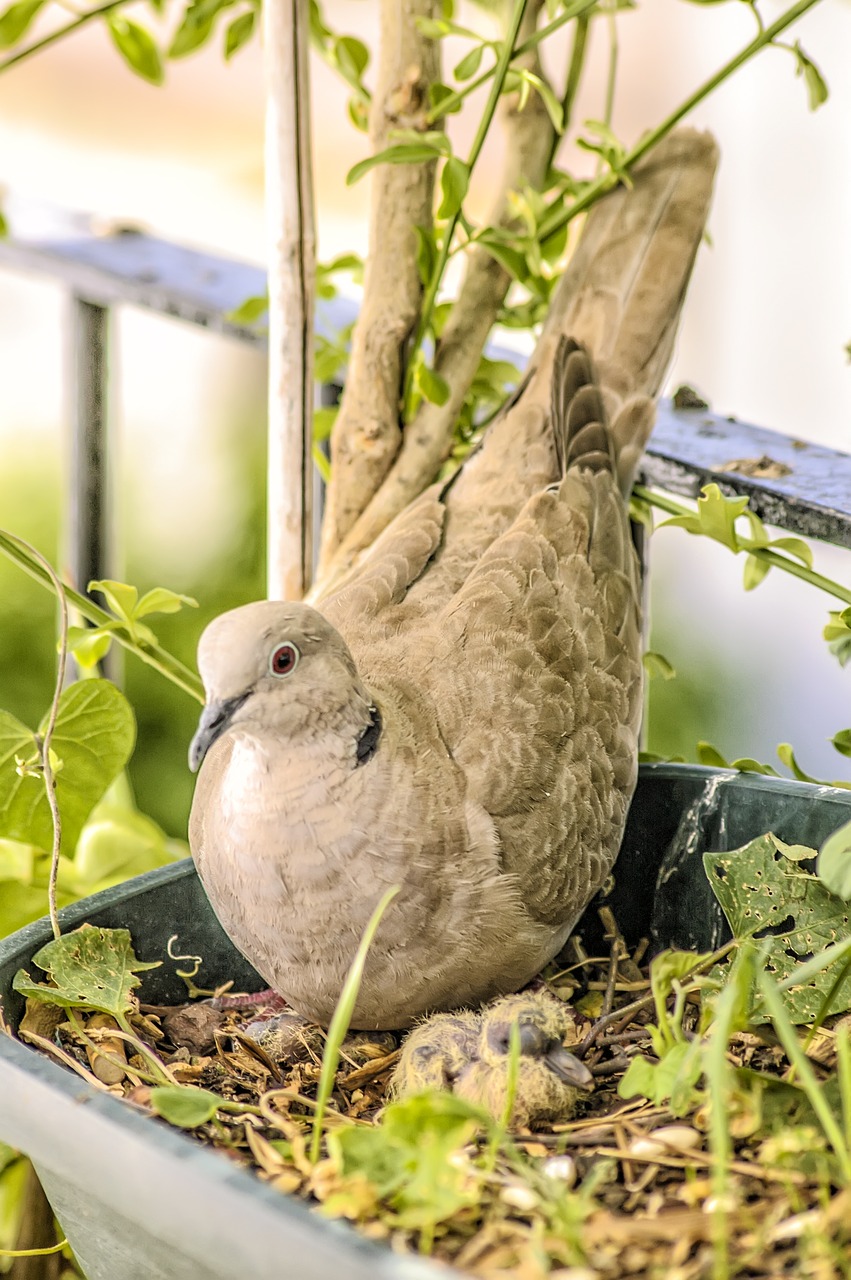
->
xmin=551 ymin=337 xmax=656 ymax=500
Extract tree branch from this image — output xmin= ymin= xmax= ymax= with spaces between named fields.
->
xmin=317 ymin=0 xmax=441 ymax=576
xmin=318 ymin=0 xmax=564 ymax=582
xmin=265 ymin=0 xmax=315 ymax=600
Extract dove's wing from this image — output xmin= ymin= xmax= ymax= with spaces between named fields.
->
xmin=426 ymin=344 xmax=651 ymax=929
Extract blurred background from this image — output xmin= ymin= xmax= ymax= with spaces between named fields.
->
xmin=0 ymin=0 xmax=850 ymax=845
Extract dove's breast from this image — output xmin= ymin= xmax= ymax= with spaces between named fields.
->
xmin=189 ymin=717 xmax=560 ymax=1028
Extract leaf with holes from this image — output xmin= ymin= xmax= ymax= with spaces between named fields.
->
xmin=704 ymin=833 xmax=851 ymax=1022
xmin=13 ymin=924 xmax=159 ymax=1021
xmin=0 ymin=680 xmax=135 ymax=855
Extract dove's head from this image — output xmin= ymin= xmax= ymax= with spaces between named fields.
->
xmin=189 ymin=601 xmax=374 ymax=772
xmin=478 ymin=992 xmax=593 ymax=1090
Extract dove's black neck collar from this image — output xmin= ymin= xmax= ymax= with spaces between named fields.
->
xmin=355 ymin=705 xmax=382 ymax=766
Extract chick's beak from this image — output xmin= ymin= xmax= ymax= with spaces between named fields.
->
xmin=188 ymin=693 xmax=248 ymax=772
xmin=544 ymin=1045 xmax=594 ymax=1090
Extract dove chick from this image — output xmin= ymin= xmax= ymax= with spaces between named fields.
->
xmin=188 ymin=339 xmax=653 ymax=1029
xmin=392 ymin=992 xmax=592 ymax=1127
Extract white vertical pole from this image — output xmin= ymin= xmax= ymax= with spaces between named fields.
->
xmin=264 ymin=0 xmax=315 ymax=600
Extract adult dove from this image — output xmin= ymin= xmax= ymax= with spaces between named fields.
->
xmin=188 ymin=130 xmax=718 ymax=1030
xmin=188 ymin=339 xmax=653 ymax=1029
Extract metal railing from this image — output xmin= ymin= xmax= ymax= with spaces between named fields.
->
xmin=3 ymin=194 xmax=851 ymax=601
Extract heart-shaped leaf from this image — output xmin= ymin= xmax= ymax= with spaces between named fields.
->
xmin=13 ymin=923 xmax=159 ymax=1020
xmin=149 ymin=1086 xmax=222 ymax=1128
xmin=0 ymin=680 xmax=135 ymax=854
xmin=704 ymin=833 xmax=851 ymax=1022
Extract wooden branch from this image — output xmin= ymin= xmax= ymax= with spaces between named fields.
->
xmin=317 ymin=0 xmax=559 ymax=584
xmin=265 ymin=0 xmax=315 ymax=600
xmin=316 ymin=0 xmax=441 ymax=577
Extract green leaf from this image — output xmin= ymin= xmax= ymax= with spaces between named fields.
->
xmin=13 ymin=923 xmax=159 ymax=1020
xmin=743 ymin=553 xmax=770 ymax=591
xmin=226 ymin=293 xmax=268 ymax=325
xmin=618 ymin=1040 xmax=701 ymax=1107
xmin=0 ymin=0 xmax=44 ymax=49
xmin=67 ymin=625 xmax=114 ymax=669
xmin=475 ymin=231 xmax=528 ymax=283
xmin=347 ymin=139 xmax=448 ymax=186
xmin=416 ymin=361 xmax=451 ymax=407
xmin=413 ymin=225 xmax=437 ymax=288
xmin=832 ymin=730 xmax=851 ymax=761
xmin=792 ymin=41 xmax=829 ymax=111
xmin=776 ymin=742 xmax=819 ymax=784
xmin=334 ymin=34 xmax=368 ymax=82
xmin=660 ymin=483 xmax=748 ymax=552
xmin=704 ymin=833 xmax=851 ymax=1022
xmin=71 ymin=803 xmax=187 ymax=893
xmin=696 ymin=740 xmax=730 ymax=768
xmin=150 ymin=1085 xmax=222 ymax=1128
xmin=437 ymin=156 xmax=469 ymax=221
xmin=453 ymin=43 xmax=483 ymax=81
xmin=88 ymin=578 xmax=138 ymax=623
xmin=429 ymin=82 xmax=462 ymax=118
xmin=107 ymin=17 xmax=164 ymax=86
xmin=325 ymin=1092 xmax=484 ymax=1229
xmin=346 ymin=95 xmax=369 ymax=133
xmin=134 ymin=587 xmax=198 ymax=619
xmin=313 ymin=444 xmax=330 ymax=484
xmin=313 ymin=405 xmax=338 ymax=444
xmin=169 ymin=0 xmax=231 ymax=59
xmin=224 ymin=8 xmax=254 ymax=58
xmin=818 ymin=819 xmax=851 ymax=902
xmin=642 ymin=651 xmax=675 ymax=681
xmin=519 ymin=69 xmax=564 ymax=133
xmin=825 ymin=610 xmax=851 ymax=667
xmin=0 ymin=681 xmax=136 ymax=855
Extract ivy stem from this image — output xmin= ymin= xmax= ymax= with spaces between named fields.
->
xmin=634 ymin=484 xmax=851 ymax=607
xmin=538 ymin=0 xmax=824 ymax=245
xmin=0 ymin=531 xmax=204 ymax=702
xmin=426 ymin=0 xmax=598 ymax=125
xmin=0 ymin=0 xmax=131 ymax=75
xmin=13 ymin=536 xmax=69 ymax=940
xmin=552 ymin=10 xmax=590 ymax=163
xmin=403 ymin=0 xmax=530 ymax=416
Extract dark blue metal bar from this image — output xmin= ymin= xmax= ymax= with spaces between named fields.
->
xmin=3 ymin=196 xmax=851 ymax=549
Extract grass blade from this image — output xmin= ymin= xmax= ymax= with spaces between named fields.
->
xmin=309 ymin=885 xmax=400 ymax=1163
xmin=759 ymin=970 xmax=851 ymax=1181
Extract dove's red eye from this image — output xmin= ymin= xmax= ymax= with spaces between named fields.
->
xmin=269 ymin=642 xmax=300 ymax=677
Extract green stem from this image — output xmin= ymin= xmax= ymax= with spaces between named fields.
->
xmin=0 ymin=1241 xmax=68 ymax=1259
xmin=633 ymin=485 xmax=851 ymax=607
xmin=599 ymin=0 xmax=619 ymax=164
xmin=425 ymin=0 xmax=598 ymax=125
xmin=551 ymin=10 xmax=589 ymax=165
xmin=538 ymin=0 xmax=824 ymax=244
xmin=0 ymin=531 xmax=204 ymax=702
xmin=0 ymin=0 xmax=132 ymax=74
xmin=403 ymin=0 xmax=531 ymax=416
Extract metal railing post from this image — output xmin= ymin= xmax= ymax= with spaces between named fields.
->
xmin=67 ymin=295 xmax=109 ymax=594
xmin=66 ymin=294 xmax=118 ymax=680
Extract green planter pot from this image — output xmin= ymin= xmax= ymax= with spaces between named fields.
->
xmin=0 ymin=764 xmax=849 ymax=1280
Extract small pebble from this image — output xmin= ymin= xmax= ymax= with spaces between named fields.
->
xmin=162 ymin=1004 xmax=226 ymax=1056
xmin=541 ymin=1154 xmax=577 ymax=1186
xmin=629 ymin=1125 xmax=700 ymax=1160
xmin=500 ymin=1183 xmax=539 ymax=1213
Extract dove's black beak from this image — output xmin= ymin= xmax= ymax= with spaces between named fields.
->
xmin=189 ymin=693 xmax=249 ymax=772
xmin=544 ymin=1045 xmax=594 ymax=1090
